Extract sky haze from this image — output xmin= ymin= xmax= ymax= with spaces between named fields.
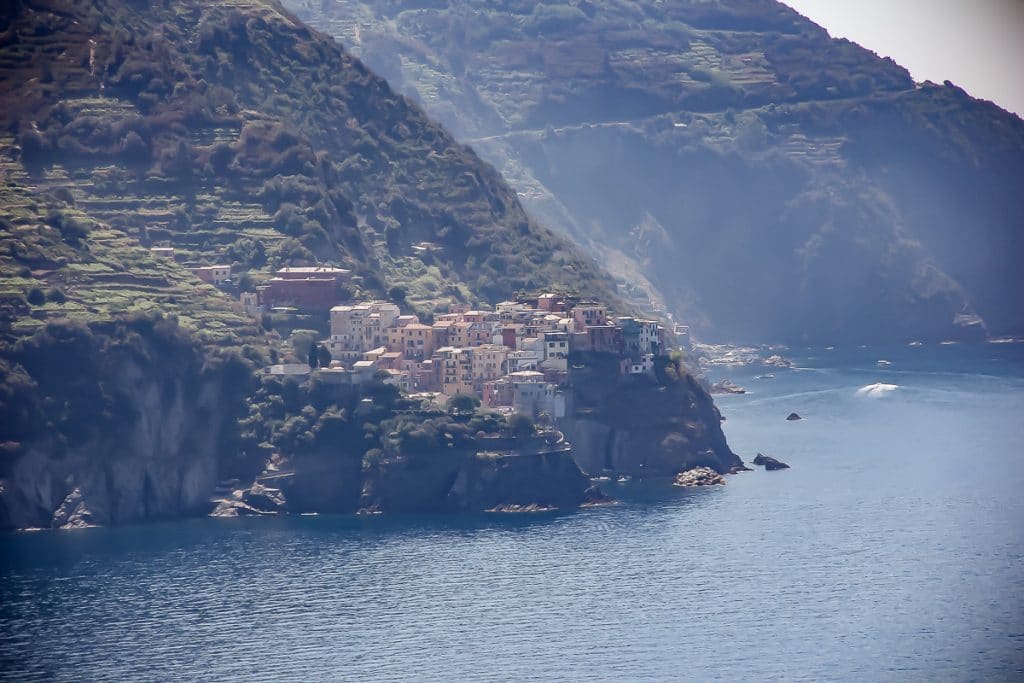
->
xmin=782 ymin=0 xmax=1024 ymax=117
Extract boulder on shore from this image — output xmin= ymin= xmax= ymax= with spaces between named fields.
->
xmin=786 ymin=412 xmax=803 ymax=421
xmin=673 ymin=467 xmax=726 ymax=487
xmin=753 ymin=453 xmax=790 ymax=470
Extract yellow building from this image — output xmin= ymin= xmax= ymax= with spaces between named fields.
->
xmin=436 ymin=347 xmax=474 ymax=398
xmin=388 ymin=322 xmax=436 ymax=361
xmin=471 ymin=344 xmax=508 ymax=390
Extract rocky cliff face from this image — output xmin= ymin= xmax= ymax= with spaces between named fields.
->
xmin=215 ymin=435 xmax=601 ymax=516
xmin=559 ymin=352 xmax=741 ymax=477
xmin=0 ymin=318 xmax=257 ymax=530
xmin=365 ymin=448 xmax=598 ymax=514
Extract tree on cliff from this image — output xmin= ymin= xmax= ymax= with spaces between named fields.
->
xmin=291 ymin=329 xmax=319 ymax=362
xmin=446 ymin=393 xmax=479 ymax=417
xmin=506 ymin=413 xmax=535 ymax=437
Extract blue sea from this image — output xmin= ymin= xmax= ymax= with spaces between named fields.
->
xmin=2 ymin=343 xmax=1023 ymax=681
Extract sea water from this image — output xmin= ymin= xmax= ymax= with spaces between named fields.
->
xmin=1 ymin=343 xmax=1022 ymax=681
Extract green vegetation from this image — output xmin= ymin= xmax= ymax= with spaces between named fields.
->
xmin=445 ymin=392 xmax=479 ymax=416
xmin=238 ymin=373 xmax=540 ymax=470
xmin=1 ymin=0 xmax=619 ymax=318
xmin=0 ymin=187 xmax=260 ymax=345
xmin=506 ymin=413 xmax=535 ymax=437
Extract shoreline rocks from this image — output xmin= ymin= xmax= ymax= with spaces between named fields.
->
xmin=51 ymin=487 xmax=99 ymax=529
xmin=673 ymin=467 xmax=726 ymax=487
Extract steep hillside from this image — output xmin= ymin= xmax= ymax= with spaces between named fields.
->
xmin=0 ymin=0 xmax=630 ymax=528
xmin=0 ymin=0 xmax=619 ymax=315
xmin=285 ymin=0 xmax=1024 ymax=343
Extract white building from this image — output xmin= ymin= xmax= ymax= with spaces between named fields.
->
xmin=541 ymin=331 xmax=569 ymax=372
xmin=327 ymin=301 xmax=401 ymax=357
xmin=512 ymin=381 xmax=566 ymax=420
xmin=504 ymin=350 xmax=541 ymax=373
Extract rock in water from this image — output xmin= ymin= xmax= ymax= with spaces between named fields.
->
xmin=753 ymin=453 xmax=790 ymax=471
xmin=50 ymin=487 xmax=98 ymax=529
xmin=786 ymin=412 xmax=803 ymax=421
xmin=711 ymin=379 xmax=746 ymax=394
xmin=673 ymin=467 xmax=726 ymax=487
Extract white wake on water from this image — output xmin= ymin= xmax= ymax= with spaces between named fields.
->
xmin=855 ymin=382 xmax=900 ymax=397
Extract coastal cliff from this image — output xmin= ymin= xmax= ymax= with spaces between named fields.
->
xmin=559 ymin=352 xmax=742 ymax=477
xmin=210 ymin=380 xmax=603 ymax=519
xmin=216 ymin=417 xmax=601 ymax=516
xmin=0 ymin=318 xmax=257 ymax=530
xmin=361 ymin=436 xmax=598 ymax=514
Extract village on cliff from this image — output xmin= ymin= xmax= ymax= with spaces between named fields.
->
xmin=184 ymin=260 xmax=687 ymax=419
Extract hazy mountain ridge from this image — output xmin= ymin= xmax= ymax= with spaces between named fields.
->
xmin=285 ymin=0 xmax=1024 ymax=343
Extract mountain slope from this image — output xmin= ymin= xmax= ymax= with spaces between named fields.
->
xmin=0 ymin=0 xmax=619 ymax=316
xmin=284 ymin=0 xmax=1024 ymax=343
xmin=0 ymin=0 xmax=632 ymax=528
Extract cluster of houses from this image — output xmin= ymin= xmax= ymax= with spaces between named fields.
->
xmin=281 ymin=293 xmax=667 ymax=420
xmin=164 ymin=251 xmax=683 ymax=421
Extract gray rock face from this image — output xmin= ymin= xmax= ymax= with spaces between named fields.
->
xmin=360 ymin=443 xmax=602 ymax=514
xmin=213 ymin=432 xmax=606 ymax=518
xmin=50 ymin=487 xmax=97 ymax=529
xmin=0 ymin=336 xmax=248 ymax=531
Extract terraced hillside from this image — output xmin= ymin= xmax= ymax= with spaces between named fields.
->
xmin=285 ymin=0 xmax=1024 ymax=343
xmin=1 ymin=0 xmax=619 ymax=320
xmin=0 ymin=180 xmax=261 ymax=344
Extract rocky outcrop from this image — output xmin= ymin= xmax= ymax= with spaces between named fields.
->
xmin=214 ymin=432 xmax=606 ymax=517
xmin=0 ymin=320 xmax=258 ymax=531
xmin=673 ymin=467 xmax=726 ymax=487
xmin=559 ymin=352 xmax=743 ymax=477
xmin=360 ymin=436 xmax=605 ymax=514
xmin=786 ymin=412 xmax=803 ymax=421
xmin=753 ymin=453 xmax=790 ymax=470
xmin=50 ymin=487 xmax=98 ymax=529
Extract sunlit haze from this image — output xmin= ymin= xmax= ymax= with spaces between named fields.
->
xmin=782 ymin=0 xmax=1024 ymax=117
